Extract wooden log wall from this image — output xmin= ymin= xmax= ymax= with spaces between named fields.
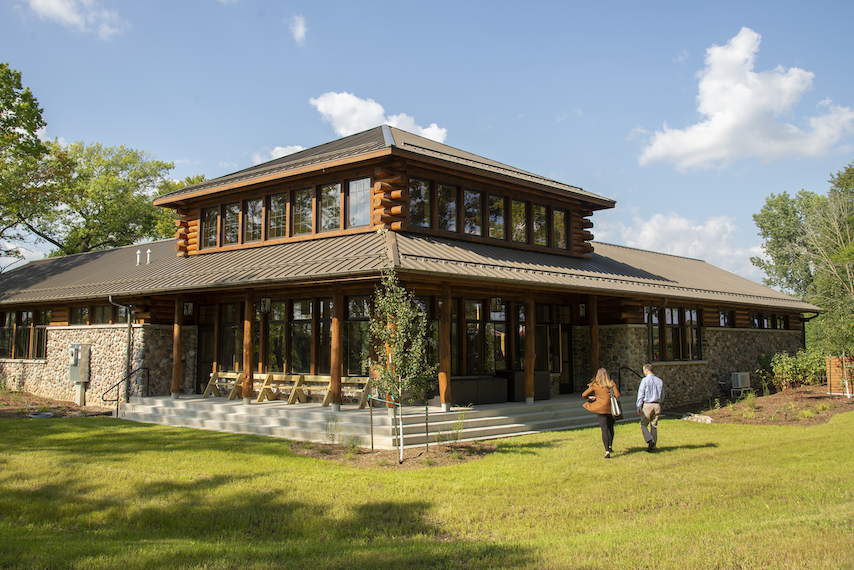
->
xmin=570 ymin=208 xmax=594 ymax=258
xmin=175 ymin=208 xmax=199 ymax=257
xmin=371 ymin=162 xmax=408 ymax=230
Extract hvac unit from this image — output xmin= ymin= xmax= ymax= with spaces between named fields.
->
xmin=731 ymin=372 xmax=751 ymax=389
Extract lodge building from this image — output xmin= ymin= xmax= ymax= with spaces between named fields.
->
xmin=0 ymin=126 xmax=820 ymax=413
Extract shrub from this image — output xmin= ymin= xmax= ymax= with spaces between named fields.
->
xmin=766 ymin=350 xmax=826 ymax=391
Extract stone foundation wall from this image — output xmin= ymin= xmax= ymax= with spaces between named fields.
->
xmin=577 ymin=325 xmax=805 ymax=408
xmin=0 ymin=324 xmax=199 ymax=404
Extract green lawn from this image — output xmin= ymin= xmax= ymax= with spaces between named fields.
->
xmin=1 ymin=411 xmax=852 ymax=570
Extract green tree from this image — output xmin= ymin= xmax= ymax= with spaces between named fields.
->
xmin=154 ymin=174 xmax=207 ymax=239
xmin=0 ymin=64 xmax=73 ymax=266
xmin=753 ymin=160 xmax=854 ymax=354
xmin=20 ymin=141 xmax=175 ymax=256
xmin=368 ymin=230 xmax=437 ymax=461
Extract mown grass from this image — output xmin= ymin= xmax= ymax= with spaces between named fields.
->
xmin=1 ymin=412 xmax=852 ymax=569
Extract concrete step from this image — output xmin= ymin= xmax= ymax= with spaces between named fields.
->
xmin=117 ymin=394 xmax=636 ymax=449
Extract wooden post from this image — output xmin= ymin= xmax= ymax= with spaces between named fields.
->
xmin=171 ymin=294 xmax=183 ymax=397
xmin=589 ymin=295 xmax=599 ymax=378
xmin=524 ymin=291 xmax=536 ymax=403
xmin=439 ymin=282 xmax=452 ymax=410
xmin=242 ymin=289 xmax=254 ymax=401
xmin=330 ymin=285 xmax=343 ymax=408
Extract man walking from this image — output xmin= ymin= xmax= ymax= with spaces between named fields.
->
xmin=636 ymin=364 xmax=663 ymax=452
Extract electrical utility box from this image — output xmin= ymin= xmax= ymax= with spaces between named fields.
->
xmin=69 ymin=344 xmax=91 ymax=405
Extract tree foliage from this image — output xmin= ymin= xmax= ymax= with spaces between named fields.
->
xmin=0 ymin=63 xmax=73 ymax=265
xmin=21 ymin=141 xmax=176 ymax=256
xmin=154 ymin=174 xmax=207 ymax=240
xmin=368 ymin=234 xmax=437 ymax=404
xmin=753 ymin=160 xmax=854 ymax=354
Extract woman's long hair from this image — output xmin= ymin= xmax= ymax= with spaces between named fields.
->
xmin=591 ymin=367 xmax=614 ymax=388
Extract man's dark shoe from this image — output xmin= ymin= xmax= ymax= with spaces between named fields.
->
xmin=646 ymin=441 xmax=655 ymax=453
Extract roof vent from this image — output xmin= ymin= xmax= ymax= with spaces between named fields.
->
xmin=136 ymin=250 xmax=141 ymax=266
xmin=147 ymin=249 xmax=151 ymax=265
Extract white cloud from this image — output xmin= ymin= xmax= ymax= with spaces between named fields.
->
xmin=26 ymin=0 xmax=129 ymax=40
xmin=289 ymin=15 xmax=307 ymax=46
xmin=674 ymin=49 xmax=689 ymax=64
xmin=250 ymin=145 xmax=304 ymax=165
xmin=596 ymin=211 xmax=764 ymax=282
xmin=639 ymin=27 xmax=854 ymax=171
xmin=218 ymin=161 xmax=238 ymax=169
xmin=308 ymin=92 xmax=448 ymax=142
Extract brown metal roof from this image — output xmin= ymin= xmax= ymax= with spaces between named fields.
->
xmin=392 ymin=233 xmax=821 ymax=312
xmin=0 ymin=233 xmax=388 ymax=305
xmin=0 ymin=231 xmax=819 ymax=313
xmin=153 ymin=126 xmax=615 ymax=210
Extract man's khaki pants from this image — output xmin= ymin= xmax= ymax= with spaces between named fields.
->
xmin=640 ymin=403 xmax=661 ymax=446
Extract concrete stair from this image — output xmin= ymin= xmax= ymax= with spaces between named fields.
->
xmin=118 ymin=394 xmax=636 ymax=449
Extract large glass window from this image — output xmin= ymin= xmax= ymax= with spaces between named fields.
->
xmin=268 ymin=193 xmax=288 ymax=239
xmin=438 ymin=184 xmax=457 ymax=232
xmin=347 ymin=178 xmax=370 ymax=228
xmin=511 ymin=200 xmax=528 ymax=243
xmin=646 ymin=306 xmax=702 ymax=361
xmin=0 ymin=310 xmax=48 ymax=360
xmin=409 ymin=178 xmax=431 ymax=228
xmin=553 ymin=209 xmax=567 ymax=250
xmin=463 ymin=189 xmax=482 ymax=236
xmin=70 ymin=307 xmax=89 ymax=325
xmin=719 ymin=310 xmax=735 ymax=327
xmin=292 ymin=188 xmax=313 ymax=236
xmin=488 ymin=195 xmax=505 ymax=240
xmin=320 ymin=183 xmax=341 ymax=232
xmin=288 ymin=299 xmax=312 ymax=373
xmin=244 ymin=198 xmax=263 ymax=242
xmin=345 ymin=297 xmax=371 ymax=376
xmin=222 ymin=202 xmax=240 ymax=245
xmin=220 ymin=303 xmax=242 ymax=372
xmin=464 ymin=300 xmax=483 ymax=375
xmin=266 ymin=301 xmax=288 ymax=372
xmin=92 ymin=305 xmax=111 ymax=324
xmin=201 ymin=207 xmax=218 ymax=248
xmin=533 ymin=204 xmax=548 ymax=246
xmin=486 ymin=298 xmax=507 ymax=374
xmin=317 ymin=299 xmax=333 ymax=374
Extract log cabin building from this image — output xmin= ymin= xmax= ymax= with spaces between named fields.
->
xmin=0 ymin=126 xmax=820 ymax=412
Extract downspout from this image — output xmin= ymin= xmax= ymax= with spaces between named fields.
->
xmin=109 ymin=296 xmax=134 ymax=402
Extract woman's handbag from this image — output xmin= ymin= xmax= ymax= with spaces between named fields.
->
xmin=610 ymin=389 xmax=623 ymax=419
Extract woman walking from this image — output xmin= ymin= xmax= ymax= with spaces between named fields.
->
xmin=582 ymin=368 xmax=621 ymax=458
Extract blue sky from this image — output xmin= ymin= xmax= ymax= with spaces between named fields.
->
xmin=4 ymin=0 xmax=854 ymax=284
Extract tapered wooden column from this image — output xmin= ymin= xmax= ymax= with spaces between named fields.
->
xmin=171 ymin=294 xmax=183 ymax=398
xmin=589 ymin=295 xmax=599 ymax=377
xmin=439 ymin=282 xmax=452 ymax=411
xmin=242 ymin=289 xmax=254 ymax=401
xmin=524 ymin=291 xmax=536 ymax=403
xmin=329 ymin=285 xmax=343 ymax=409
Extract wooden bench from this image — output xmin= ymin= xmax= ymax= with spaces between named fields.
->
xmin=202 ymin=371 xmax=245 ymax=398
xmin=255 ymin=373 xmax=307 ymax=404
xmin=321 ymin=376 xmax=372 ymax=409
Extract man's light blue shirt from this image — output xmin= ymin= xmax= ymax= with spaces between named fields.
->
xmin=636 ymin=373 xmax=664 ymax=411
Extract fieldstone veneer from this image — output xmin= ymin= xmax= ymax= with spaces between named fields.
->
xmin=2 ymin=323 xmax=805 ymax=410
xmin=588 ymin=325 xmax=805 ymax=408
xmin=0 ymin=324 xmax=198 ymax=405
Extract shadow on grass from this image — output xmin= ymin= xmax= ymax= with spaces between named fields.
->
xmin=493 ymin=440 xmax=560 ymax=455
xmin=0 ymin=481 xmax=535 ymax=570
xmin=618 ymin=442 xmax=720 ymax=456
xmin=0 ymin=419 xmax=536 ymax=569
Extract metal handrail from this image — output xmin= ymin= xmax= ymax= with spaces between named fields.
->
xmin=101 ymin=367 xmax=148 ymax=416
xmin=617 ymin=366 xmax=644 ymax=392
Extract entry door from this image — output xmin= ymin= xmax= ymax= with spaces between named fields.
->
xmin=196 ymin=304 xmax=216 ymax=394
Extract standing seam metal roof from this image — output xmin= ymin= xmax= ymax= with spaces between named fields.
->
xmin=0 ymin=232 xmax=820 ymax=313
